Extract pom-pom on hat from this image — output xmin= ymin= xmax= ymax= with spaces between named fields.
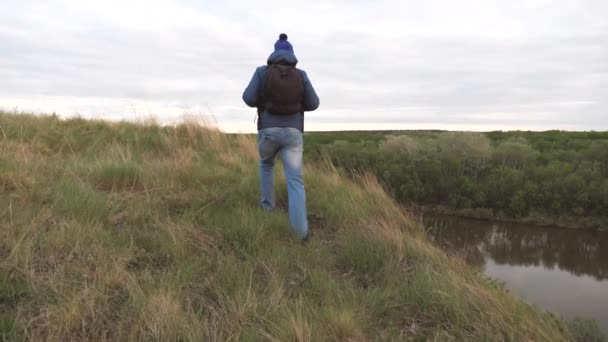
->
xmin=274 ymin=33 xmax=294 ymax=53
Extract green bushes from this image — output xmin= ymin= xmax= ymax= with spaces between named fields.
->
xmin=307 ymin=131 xmax=608 ymax=227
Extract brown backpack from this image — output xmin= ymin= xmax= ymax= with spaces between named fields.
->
xmin=262 ymin=64 xmax=304 ymax=115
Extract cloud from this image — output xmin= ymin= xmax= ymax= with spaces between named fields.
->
xmin=1 ymin=0 xmax=607 ymax=132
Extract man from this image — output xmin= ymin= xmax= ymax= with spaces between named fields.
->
xmin=242 ymin=33 xmax=320 ymax=241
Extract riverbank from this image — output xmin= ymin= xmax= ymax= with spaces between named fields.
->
xmin=420 ymin=205 xmax=608 ymax=231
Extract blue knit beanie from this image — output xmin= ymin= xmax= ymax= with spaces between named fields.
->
xmin=274 ymin=33 xmax=294 ymax=53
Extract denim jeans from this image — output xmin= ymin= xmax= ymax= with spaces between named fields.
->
xmin=258 ymin=127 xmax=308 ymax=239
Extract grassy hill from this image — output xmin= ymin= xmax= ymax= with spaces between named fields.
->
xmin=0 ymin=112 xmax=572 ymax=340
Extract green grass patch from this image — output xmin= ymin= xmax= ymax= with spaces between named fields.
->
xmin=0 ymin=274 xmax=29 ymax=342
xmin=0 ymin=275 xmax=30 ymax=304
xmin=337 ymin=233 xmax=389 ymax=284
xmin=0 ymin=313 xmax=19 ymax=342
xmin=127 ymin=225 xmax=175 ymax=272
xmin=93 ymin=161 xmax=143 ymax=191
xmin=51 ymin=179 xmax=111 ymax=223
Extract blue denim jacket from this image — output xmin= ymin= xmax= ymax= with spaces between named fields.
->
xmin=242 ymin=50 xmax=320 ymax=131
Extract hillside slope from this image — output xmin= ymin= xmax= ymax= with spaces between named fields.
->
xmin=0 ymin=112 xmax=571 ymax=340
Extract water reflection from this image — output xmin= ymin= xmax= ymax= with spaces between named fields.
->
xmin=426 ymin=216 xmax=608 ymax=333
xmin=426 ymin=216 xmax=608 ymax=281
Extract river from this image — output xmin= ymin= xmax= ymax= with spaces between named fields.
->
xmin=425 ymin=216 xmax=608 ymax=333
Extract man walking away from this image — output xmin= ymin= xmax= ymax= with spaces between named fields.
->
xmin=242 ymin=33 xmax=320 ymax=240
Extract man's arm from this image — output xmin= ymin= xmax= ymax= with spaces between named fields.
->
xmin=242 ymin=67 xmax=263 ymax=107
xmin=300 ymin=70 xmax=320 ymax=112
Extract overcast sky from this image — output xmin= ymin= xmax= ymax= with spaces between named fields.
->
xmin=1 ymin=0 xmax=607 ymax=132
